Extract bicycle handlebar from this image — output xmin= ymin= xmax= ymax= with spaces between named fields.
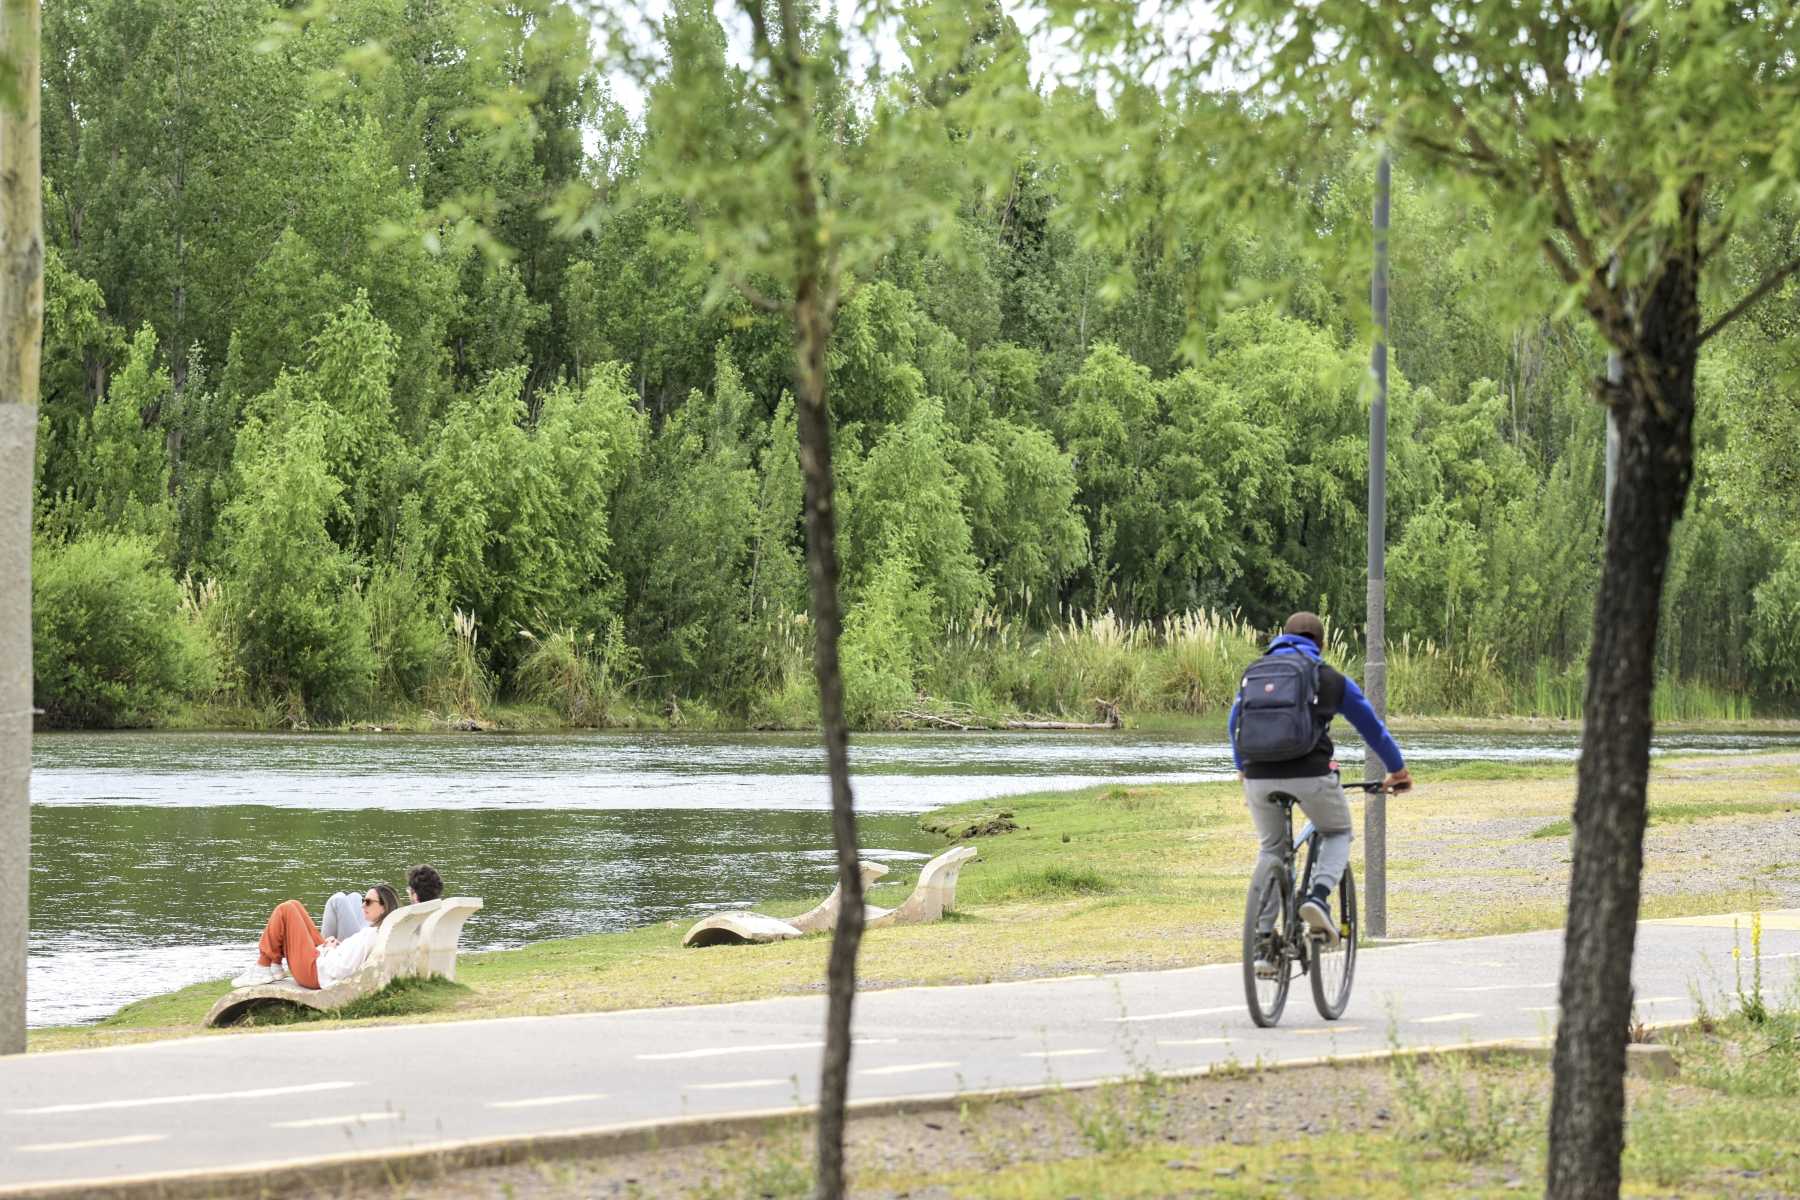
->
xmin=1345 ymin=779 xmax=1410 ymax=795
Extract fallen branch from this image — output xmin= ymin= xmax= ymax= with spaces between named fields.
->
xmin=1000 ymin=719 xmax=1118 ymax=731
xmin=897 ymin=710 xmax=990 ymax=732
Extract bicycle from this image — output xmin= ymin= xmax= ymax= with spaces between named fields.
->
xmin=1241 ymin=777 xmax=1389 ymax=1027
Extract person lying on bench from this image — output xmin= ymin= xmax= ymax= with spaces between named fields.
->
xmin=321 ymin=864 xmax=445 ymax=940
xmin=232 ymin=883 xmax=398 ymax=989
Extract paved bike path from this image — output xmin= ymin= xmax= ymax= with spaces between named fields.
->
xmin=2 ymin=911 xmax=1792 ymax=1194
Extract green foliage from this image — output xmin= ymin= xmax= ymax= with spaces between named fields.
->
xmin=515 ymin=618 xmax=640 ymax=726
xmin=218 ymin=406 xmax=375 ymax=723
xmin=420 ymin=364 xmax=643 ymax=670
xmin=362 ymin=534 xmax=448 ymax=705
xmin=32 ymin=534 xmax=208 ymax=728
xmin=612 ymin=349 xmax=760 ymax=694
xmin=1752 ymin=545 xmax=1800 ymax=693
xmin=842 ymin=397 xmax=991 ymax=622
xmin=426 ymin=608 xmax=494 ymax=721
xmin=26 ymin=0 xmax=1800 ymax=727
xmin=840 ymin=555 xmax=937 ymax=727
xmin=73 ymin=324 xmax=174 ymax=543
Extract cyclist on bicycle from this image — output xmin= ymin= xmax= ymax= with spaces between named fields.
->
xmin=1229 ymin=612 xmax=1411 ymax=957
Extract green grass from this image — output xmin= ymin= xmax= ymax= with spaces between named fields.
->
xmin=981 ymin=864 xmax=1114 ymax=902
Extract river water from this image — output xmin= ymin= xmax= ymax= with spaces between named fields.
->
xmin=25 ymin=728 xmax=1800 ymax=1027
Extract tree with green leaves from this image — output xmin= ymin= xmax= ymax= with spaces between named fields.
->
xmin=1045 ymin=3 xmax=1800 ymax=1193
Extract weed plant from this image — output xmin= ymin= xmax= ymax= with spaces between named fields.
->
xmin=1388 ymin=1052 xmax=1541 ymax=1162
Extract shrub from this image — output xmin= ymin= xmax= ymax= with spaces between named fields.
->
xmin=33 ymin=534 xmax=208 ymax=727
xmin=515 ymin=617 xmax=640 ymax=726
xmin=424 ymin=608 xmax=493 ymax=720
xmin=363 ymin=552 xmax=447 ymax=704
xmin=219 ymin=407 xmax=376 ymax=722
xmin=840 ymin=555 xmax=936 ymax=727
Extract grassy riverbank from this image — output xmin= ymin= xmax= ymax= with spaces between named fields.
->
xmin=29 ymin=750 xmax=1800 ymax=1054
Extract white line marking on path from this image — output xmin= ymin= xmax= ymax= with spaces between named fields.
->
xmin=1451 ymin=983 xmax=1555 ymax=993
xmin=19 ymin=1134 xmax=167 ymax=1153
xmin=638 ymin=1038 xmax=896 ymax=1062
xmin=1157 ymin=1038 xmax=1233 ymax=1047
xmin=271 ymin=1112 xmax=400 ymax=1130
xmin=1290 ymin=1026 xmax=1364 ymax=1036
xmin=487 ymin=1094 xmax=607 ymax=1110
xmin=859 ymin=1061 xmax=960 ymax=1077
xmin=1109 ymin=1006 xmax=1242 ymax=1023
xmin=10 ymin=1081 xmax=359 ymax=1116
xmin=1521 ymin=1005 xmax=1560 ymax=1013
xmin=1022 ymin=1049 xmax=1104 ymax=1059
xmin=1414 ymin=1012 xmax=1481 ymax=1024
xmin=1634 ymin=997 xmax=1684 ymax=1005
xmin=685 ymin=1079 xmax=790 ymax=1092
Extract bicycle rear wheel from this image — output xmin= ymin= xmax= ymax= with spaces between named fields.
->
xmin=1242 ymin=859 xmax=1293 ymax=1027
xmin=1309 ymin=864 xmax=1358 ymax=1020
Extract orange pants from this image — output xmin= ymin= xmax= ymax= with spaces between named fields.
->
xmin=258 ymin=900 xmax=324 ymax=989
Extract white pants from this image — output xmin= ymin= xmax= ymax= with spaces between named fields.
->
xmin=321 ymin=891 xmax=368 ymax=940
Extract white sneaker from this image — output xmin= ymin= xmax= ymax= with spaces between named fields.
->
xmin=231 ymin=963 xmax=285 ymax=988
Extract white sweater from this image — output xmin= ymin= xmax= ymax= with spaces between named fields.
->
xmin=317 ymin=924 xmax=378 ymax=988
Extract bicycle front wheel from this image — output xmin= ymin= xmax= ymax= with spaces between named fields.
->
xmin=1309 ymin=864 xmax=1358 ymax=1020
xmin=1242 ymin=858 xmax=1293 ymax=1027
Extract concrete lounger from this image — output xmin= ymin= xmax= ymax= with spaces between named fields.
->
xmin=681 ymin=847 xmax=978 ymax=947
xmin=204 ymin=897 xmax=484 ymax=1027
xmin=866 ymin=844 xmax=977 ymax=928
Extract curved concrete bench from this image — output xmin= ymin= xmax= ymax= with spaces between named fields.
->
xmin=417 ymin=898 xmax=484 ymax=980
xmin=867 ymin=845 xmax=978 ymax=928
xmin=204 ymin=897 xmax=482 ymax=1027
xmin=681 ymin=848 xmax=977 ymax=947
xmin=789 ymin=861 xmax=890 ymax=934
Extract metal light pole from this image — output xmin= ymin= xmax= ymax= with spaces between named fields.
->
xmin=1365 ymin=149 xmax=1391 ymax=940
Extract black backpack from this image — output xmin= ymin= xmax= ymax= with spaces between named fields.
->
xmin=1234 ymin=652 xmax=1326 ymax=763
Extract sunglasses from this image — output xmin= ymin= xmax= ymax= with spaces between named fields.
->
xmin=362 ymin=895 xmax=382 ymax=906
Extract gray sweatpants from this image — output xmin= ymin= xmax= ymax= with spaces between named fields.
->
xmin=321 ymin=890 xmax=368 ymax=940
xmin=1245 ymin=775 xmax=1353 ymax=933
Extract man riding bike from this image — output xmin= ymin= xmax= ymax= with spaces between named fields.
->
xmin=1229 ymin=612 xmax=1412 ymax=959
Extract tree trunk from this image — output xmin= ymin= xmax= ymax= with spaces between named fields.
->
xmin=0 ymin=0 xmax=44 ymax=1057
xmin=1545 ymin=209 xmax=1700 ymax=1199
xmin=795 ymin=278 xmax=860 ymax=1200
xmin=756 ymin=9 xmax=860 ymax=1196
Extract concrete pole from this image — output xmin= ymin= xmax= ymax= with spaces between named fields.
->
xmin=1 ymin=0 xmax=45 ymax=1055
xmin=0 ymin=407 xmax=29 ymax=1055
xmin=1365 ymin=150 xmax=1391 ymax=940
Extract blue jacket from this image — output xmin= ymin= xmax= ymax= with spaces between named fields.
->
xmin=1227 ymin=634 xmax=1405 ymax=774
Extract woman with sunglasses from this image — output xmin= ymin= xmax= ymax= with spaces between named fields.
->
xmin=231 ymin=883 xmax=400 ymax=989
